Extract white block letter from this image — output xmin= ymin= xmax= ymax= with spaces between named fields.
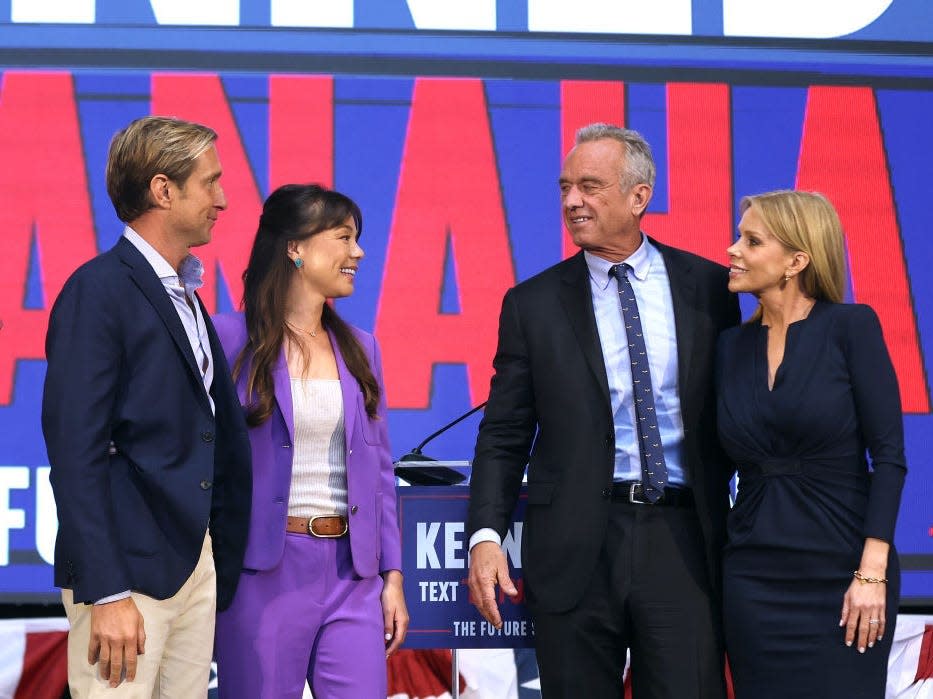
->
xmin=444 ymin=522 xmax=465 ymax=569
xmin=724 ymin=0 xmax=893 ymax=39
xmin=36 ymin=468 xmax=57 ymax=566
xmin=529 ymin=0 xmax=691 ymax=35
xmin=416 ymin=522 xmax=441 ymax=569
xmin=12 ymin=0 xmax=94 ymax=23
xmin=272 ymin=0 xmax=353 ymax=27
xmin=406 ymin=0 xmax=496 ymax=31
xmin=502 ymin=522 xmax=522 ymax=569
xmin=149 ymin=0 xmax=239 ymax=26
xmin=0 ymin=467 xmax=29 ymax=566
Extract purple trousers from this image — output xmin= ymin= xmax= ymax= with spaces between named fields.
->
xmin=215 ymin=532 xmax=386 ymax=699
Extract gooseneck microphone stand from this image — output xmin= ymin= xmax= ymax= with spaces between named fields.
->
xmin=393 ymin=401 xmax=489 ymax=696
xmin=393 ymin=401 xmax=488 ymax=485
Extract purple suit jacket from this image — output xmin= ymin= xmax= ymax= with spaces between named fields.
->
xmin=212 ymin=313 xmax=401 ymax=577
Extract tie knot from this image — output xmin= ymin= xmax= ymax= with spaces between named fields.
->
xmin=609 ymin=263 xmax=633 ymax=281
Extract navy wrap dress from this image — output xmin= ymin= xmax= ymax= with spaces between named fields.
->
xmin=716 ymin=302 xmax=906 ymax=698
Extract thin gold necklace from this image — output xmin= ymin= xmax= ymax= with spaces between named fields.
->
xmin=285 ymin=320 xmax=322 ymax=338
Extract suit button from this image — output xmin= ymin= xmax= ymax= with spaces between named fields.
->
xmin=282 ymin=443 xmax=291 ymax=449
xmin=601 ymin=488 xmax=611 ymax=498
xmin=200 ymin=480 xmax=212 ymax=490
xmin=201 ymin=431 xmax=214 ymax=443
xmin=350 ymin=505 xmax=359 ymax=515
xmin=348 ymin=449 xmax=353 ymax=456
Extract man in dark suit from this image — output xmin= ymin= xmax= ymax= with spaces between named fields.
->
xmin=467 ymin=123 xmax=740 ymax=698
xmin=42 ymin=116 xmax=251 ymax=697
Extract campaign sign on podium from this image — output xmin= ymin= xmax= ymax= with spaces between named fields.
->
xmin=397 ymin=478 xmax=533 ymax=649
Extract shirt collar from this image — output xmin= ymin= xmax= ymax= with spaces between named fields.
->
xmin=584 ymin=234 xmax=654 ymax=290
xmin=123 ymin=226 xmax=204 ymax=291
xmin=177 ymin=255 xmax=205 ymax=292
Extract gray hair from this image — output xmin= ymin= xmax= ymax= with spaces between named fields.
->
xmin=575 ymin=123 xmax=656 ymax=190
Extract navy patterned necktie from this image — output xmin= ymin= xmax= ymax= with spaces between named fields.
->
xmin=609 ymin=263 xmax=669 ymax=502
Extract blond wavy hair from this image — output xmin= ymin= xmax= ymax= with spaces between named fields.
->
xmin=740 ymin=190 xmax=847 ymax=321
xmin=106 ymin=116 xmax=217 ymax=223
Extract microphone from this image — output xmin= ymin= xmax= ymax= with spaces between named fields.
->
xmin=394 ymin=402 xmax=487 ymax=486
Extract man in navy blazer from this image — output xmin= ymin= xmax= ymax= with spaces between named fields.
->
xmin=42 ymin=116 xmax=251 ymax=697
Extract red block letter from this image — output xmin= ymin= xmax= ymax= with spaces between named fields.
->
xmin=152 ymin=74 xmax=263 ymax=312
xmin=560 ymin=80 xmax=626 ymax=259
xmin=642 ymin=83 xmax=733 ymax=264
xmin=0 ymin=72 xmax=97 ymax=404
xmin=559 ymin=82 xmax=732 ymax=265
xmin=269 ymin=75 xmax=333 ymax=190
xmin=796 ymin=86 xmax=929 ymax=413
xmin=375 ymin=79 xmax=516 ymax=408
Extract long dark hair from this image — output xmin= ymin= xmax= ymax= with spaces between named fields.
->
xmin=234 ymin=183 xmax=380 ymax=426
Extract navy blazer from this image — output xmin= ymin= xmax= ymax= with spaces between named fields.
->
xmin=42 ymin=237 xmax=252 ymax=611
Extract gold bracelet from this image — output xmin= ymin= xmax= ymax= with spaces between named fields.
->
xmin=853 ymin=570 xmax=888 ymax=584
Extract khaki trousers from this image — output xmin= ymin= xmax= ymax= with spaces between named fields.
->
xmin=63 ymin=532 xmax=216 ymax=699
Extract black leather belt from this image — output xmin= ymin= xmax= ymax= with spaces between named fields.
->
xmin=607 ymin=481 xmax=694 ymax=507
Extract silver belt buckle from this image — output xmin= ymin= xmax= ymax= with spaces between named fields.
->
xmin=629 ymin=482 xmax=648 ymax=505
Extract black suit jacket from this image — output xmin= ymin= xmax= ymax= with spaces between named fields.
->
xmin=468 ymin=240 xmax=740 ymax=614
xmin=42 ymin=236 xmax=251 ymax=611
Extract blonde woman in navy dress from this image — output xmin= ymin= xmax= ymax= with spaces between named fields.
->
xmin=716 ymin=190 xmax=906 ymax=698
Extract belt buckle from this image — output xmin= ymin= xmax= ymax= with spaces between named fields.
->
xmin=629 ymin=482 xmax=649 ymax=505
xmin=308 ymin=515 xmax=348 ymax=538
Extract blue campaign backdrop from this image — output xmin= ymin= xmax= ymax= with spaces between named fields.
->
xmin=0 ymin=0 xmax=930 ymax=608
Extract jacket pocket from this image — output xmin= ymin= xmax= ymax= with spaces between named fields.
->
xmin=358 ymin=400 xmax=383 ymax=446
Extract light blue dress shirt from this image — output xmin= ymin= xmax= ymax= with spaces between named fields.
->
xmin=585 ymin=237 xmax=687 ymax=486
xmin=123 ymin=227 xmax=215 ymax=416
xmin=469 ymin=236 xmax=691 ymax=552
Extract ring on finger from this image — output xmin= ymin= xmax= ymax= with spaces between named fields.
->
xmin=868 ymin=619 xmax=880 ymax=625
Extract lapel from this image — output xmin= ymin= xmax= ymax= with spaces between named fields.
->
xmin=558 ymin=252 xmax=612 ymax=411
xmin=116 ymin=237 xmax=213 ymax=416
xmin=271 ymin=345 xmax=295 ymax=446
xmin=330 ymin=328 xmax=358 ymax=453
xmin=199 ymin=295 xmax=225 ymax=405
xmin=651 ymin=238 xmax=698 ymax=398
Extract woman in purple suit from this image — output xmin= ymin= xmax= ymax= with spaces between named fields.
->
xmin=213 ymin=184 xmax=408 ymax=698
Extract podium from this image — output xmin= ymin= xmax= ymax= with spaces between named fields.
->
xmin=395 ymin=464 xmax=534 ymax=650
xmin=396 ymin=463 xmax=534 ymax=697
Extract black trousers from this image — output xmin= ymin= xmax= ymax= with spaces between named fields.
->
xmin=532 ymin=502 xmax=726 ymax=699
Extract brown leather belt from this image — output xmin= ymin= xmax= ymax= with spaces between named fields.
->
xmin=286 ymin=515 xmax=348 ymax=538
